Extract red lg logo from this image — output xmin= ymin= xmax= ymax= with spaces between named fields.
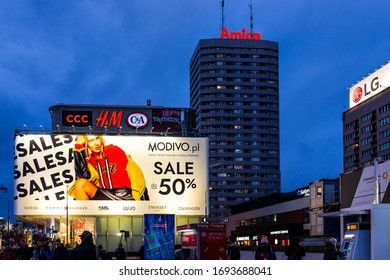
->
xmin=353 ymin=87 xmax=363 ymax=103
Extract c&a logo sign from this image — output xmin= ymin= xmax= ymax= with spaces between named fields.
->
xmin=62 ymin=111 xmax=92 ymax=127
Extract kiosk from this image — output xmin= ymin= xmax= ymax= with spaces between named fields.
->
xmin=177 ymin=223 xmax=226 ymax=260
xmin=340 ymin=223 xmax=370 ymax=260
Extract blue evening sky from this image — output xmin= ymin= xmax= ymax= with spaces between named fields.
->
xmin=1 ymin=0 xmax=390 ymax=217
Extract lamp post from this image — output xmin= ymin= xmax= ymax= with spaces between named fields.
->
xmin=0 ymin=186 xmax=10 ymax=240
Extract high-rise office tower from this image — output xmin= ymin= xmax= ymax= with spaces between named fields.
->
xmin=190 ymin=35 xmax=280 ymax=222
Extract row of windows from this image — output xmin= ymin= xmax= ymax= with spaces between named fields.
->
xmin=201 ymin=85 xmax=278 ymax=91
xmin=200 ymin=46 xmax=278 ymax=54
xmin=201 ymin=110 xmax=278 ymax=116
xmin=203 ymin=125 xmax=278 ymax=130
xmin=201 ymin=92 xmax=278 ymax=99
xmin=345 ymin=103 xmax=390 ymax=131
xmin=210 ymin=181 xmax=280 ymax=187
xmin=379 ymin=141 xmax=390 ymax=151
xmin=210 ymin=140 xmax=279 ymax=146
xmin=201 ymin=53 xmax=277 ymax=60
xmin=202 ymin=77 xmax=277 ymax=83
xmin=208 ymin=133 xmax=279 ymax=140
xmin=200 ymin=69 xmax=278 ymax=76
xmin=201 ymin=61 xmax=278 ymax=68
xmin=201 ymin=101 xmax=278 ymax=107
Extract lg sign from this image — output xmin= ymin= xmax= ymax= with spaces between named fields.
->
xmin=352 ymin=77 xmax=380 ymax=104
xmin=62 ymin=111 xmax=92 ymax=127
xmin=349 ymin=61 xmax=390 ymax=109
xmin=127 ymin=112 xmax=148 ymax=129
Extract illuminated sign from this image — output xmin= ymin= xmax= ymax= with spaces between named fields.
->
xmin=297 ymin=187 xmax=310 ymax=197
xmin=14 ymin=134 xmax=208 ymax=216
xmin=349 ymin=61 xmax=390 ymax=108
xmin=95 ymin=110 xmax=123 ymax=128
xmin=127 ymin=112 xmax=149 ymax=129
xmin=152 ymin=109 xmax=181 ymax=132
xmin=220 ymin=27 xmax=261 ymax=41
xmin=347 ymin=223 xmax=358 ymax=231
xmin=182 ymin=233 xmax=198 ymax=248
xmin=62 ymin=111 xmax=92 ymax=127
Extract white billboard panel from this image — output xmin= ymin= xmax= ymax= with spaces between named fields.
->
xmin=349 ymin=62 xmax=390 ymax=109
xmin=345 ymin=160 xmax=390 ymax=208
xmin=14 ymin=134 xmax=208 ymax=216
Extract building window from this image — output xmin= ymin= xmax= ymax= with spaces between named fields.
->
xmin=361 ymin=137 xmax=373 ymax=146
xmin=379 ymin=129 xmax=390 ymax=139
xmin=379 ymin=104 xmax=390 ymax=114
xmin=361 ymin=124 xmax=372 ymax=134
xmin=361 ymin=112 xmax=373 ymax=123
xmin=379 ymin=142 xmax=390 ymax=151
xmin=361 ymin=148 xmax=374 ymax=157
xmin=379 ymin=116 xmax=390 ymax=126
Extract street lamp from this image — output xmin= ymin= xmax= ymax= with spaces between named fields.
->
xmin=0 ymin=186 xmax=10 ymax=240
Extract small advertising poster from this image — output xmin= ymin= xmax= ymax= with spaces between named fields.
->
xmin=144 ymin=214 xmax=175 ymax=260
xmin=182 ymin=232 xmax=197 ymax=248
xmin=13 ymin=134 xmax=208 ymax=216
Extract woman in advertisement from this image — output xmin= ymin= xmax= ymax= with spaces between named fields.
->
xmin=68 ymin=135 xmax=149 ymax=200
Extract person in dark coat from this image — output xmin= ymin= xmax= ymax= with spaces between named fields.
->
xmin=323 ymin=237 xmax=341 ymax=260
xmin=285 ymin=237 xmax=305 ymax=260
xmin=97 ymin=244 xmax=111 ymax=260
xmin=114 ymin=243 xmax=126 ymax=260
xmin=255 ymin=235 xmax=277 ymax=260
xmin=70 ymin=230 xmax=97 ymax=260
xmin=227 ymin=242 xmax=241 ymax=260
xmin=51 ymin=239 xmax=68 ymax=260
xmin=33 ymin=238 xmax=53 ymax=260
xmin=16 ymin=239 xmax=33 ymax=260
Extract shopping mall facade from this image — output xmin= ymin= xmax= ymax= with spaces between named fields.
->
xmin=14 ymin=103 xmax=208 ymax=255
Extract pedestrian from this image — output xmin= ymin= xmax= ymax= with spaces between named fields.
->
xmin=51 ymin=239 xmax=68 ymax=260
xmin=97 ymin=244 xmax=111 ymax=260
xmin=227 ymin=242 xmax=241 ymax=260
xmin=16 ymin=239 xmax=33 ymax=260
xmin=285 ymin=237 xmax=305 ymax=260
xmin=33 ymin=238 xmax=53 ymax=260
xmin=0 ymin=242 xmax=16 ymax=260
xmin=255 ymin=235 xmax=277 ymax=260
xmin=323 ymin=237 xmax=341 ymax=260
xmin=70 ymin=230 xmax=97 ymax=260
xmin=114 ymin=243 xmax=126 ymax=260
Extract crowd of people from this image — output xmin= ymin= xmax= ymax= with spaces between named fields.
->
xmin=0 ymin=230 xmax=132 ymax=260
xmin=1 ymin=231 xmax=343 ymax=260
xmin=226 ymin=235 xmax=343 ymax=260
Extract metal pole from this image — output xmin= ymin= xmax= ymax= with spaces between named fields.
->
xmin=66 ymin=186 xmax=69 ymax=245
xmin=374 ymin=158 xmax=381 ymax=204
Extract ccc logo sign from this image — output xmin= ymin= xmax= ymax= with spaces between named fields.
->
xmin=66 ymin=114 xmax=89 ymax=123
xmin=62 ymin=111 xmax=92 ymax=127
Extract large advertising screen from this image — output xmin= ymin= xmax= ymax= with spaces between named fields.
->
xmin=14 ymin=134 xmax=208 ymax=216
xmin=144 ymin=214 xmax=175 ymax=260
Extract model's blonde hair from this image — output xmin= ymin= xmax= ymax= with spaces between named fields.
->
xmin=84 ymin=135 xmax=105 ymax=158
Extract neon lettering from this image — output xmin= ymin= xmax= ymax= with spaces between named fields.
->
xmin=220 ymin=27 xmax=261 ymax=41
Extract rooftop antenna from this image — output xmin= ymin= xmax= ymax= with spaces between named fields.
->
xmin=220 ymin=0 xmax=225 ymax=31
xmin=249 ymin=0 xmax=253 ymax=34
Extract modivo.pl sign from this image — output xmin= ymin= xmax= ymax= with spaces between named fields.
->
xmin=220 ymin=27 xmax=261 ymax=40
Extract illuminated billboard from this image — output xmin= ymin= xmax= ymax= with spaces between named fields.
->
xmin=340 ymin=159 xmax=390 ymax=208
xmin=349 ymin=61 xmax=390 ymax=109
xmin=14 ymin=134 xmax=208 ymax=216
